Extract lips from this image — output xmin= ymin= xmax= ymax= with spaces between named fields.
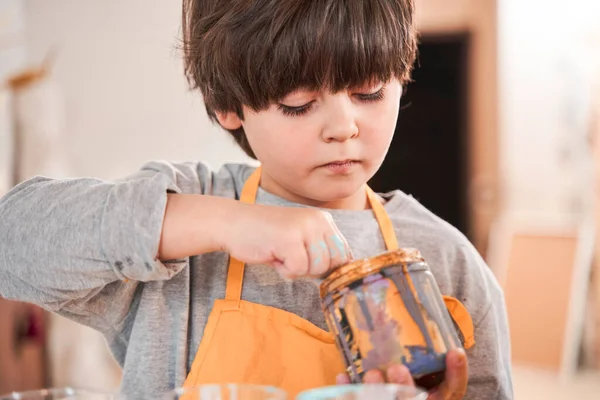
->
xmin=323 ymin=159 xmax=359 ymax=167
xmin=321 ymin=159 xmax=361 ymax=174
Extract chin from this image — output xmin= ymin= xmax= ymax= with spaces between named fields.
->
xmin=305 ymin=180 xmax=364 ymax=202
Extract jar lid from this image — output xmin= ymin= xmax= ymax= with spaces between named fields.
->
xmin=319 ymin=248 xmax=424 ymax=298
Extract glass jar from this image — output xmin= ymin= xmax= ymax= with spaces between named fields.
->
xmin=162 ymin=384 xmax=287 ymax=400
xmin=320 ymin=249 xmax=462 ymax=389
xmin=296 ymin=384 xmax=427 ymax=400
xmin=0 ymin=388 xmax=125 ymax=400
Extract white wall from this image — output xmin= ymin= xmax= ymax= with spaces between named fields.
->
xmin=24 ymin=0 xmax=252 ymax=181
xmin=498 ymin=0 xmax=600 ymax=225
xmin=0 ymin=0 xmax=26 ymax=193
xmin=0 ymin=0 xmax=26 ymax=80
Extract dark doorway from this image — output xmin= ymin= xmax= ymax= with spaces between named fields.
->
xmin=369 ymin=33 xmax=470 ymax=238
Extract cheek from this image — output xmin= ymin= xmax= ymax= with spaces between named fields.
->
xmin=362 ymin=102 xmax=399 ymax=153
xmin=245 ymin=116 xmax=315 ymax=165
xmin=273 ymin=132 xmax=316 ymax=170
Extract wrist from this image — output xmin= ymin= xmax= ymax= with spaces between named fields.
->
xmin=209 ymin=197 xmax=246 ymax=253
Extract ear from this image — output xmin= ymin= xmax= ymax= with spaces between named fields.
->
xmin=215 ymin=111 xmax=243 ymax=130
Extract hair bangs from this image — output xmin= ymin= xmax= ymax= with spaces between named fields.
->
xmin=251 ymin=0 xmax=416 ymax=109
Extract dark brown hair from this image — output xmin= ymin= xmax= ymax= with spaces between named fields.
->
xmin=182 ymin=0 xmax=417 ymax=159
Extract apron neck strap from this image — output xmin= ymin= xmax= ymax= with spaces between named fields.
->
xmin=224 ymin=167 xmax=261 ymax=301
xmin=225 ymin=166 xmax=399 ymax=302
xmin=365 ymin=187 xmax=399 ymax=251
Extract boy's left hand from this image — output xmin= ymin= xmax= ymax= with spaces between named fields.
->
xmin=335 ymin=348 xmax=468 ymax=400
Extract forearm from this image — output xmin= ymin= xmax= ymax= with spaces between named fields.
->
xmin=158 ymin=194 xmax=242 ymax=260
xmin=0 ymin=171 xmax=183 ymax=305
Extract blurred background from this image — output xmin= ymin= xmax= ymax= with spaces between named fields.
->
xmin=1 ymin=0 xmax=600 ymax=398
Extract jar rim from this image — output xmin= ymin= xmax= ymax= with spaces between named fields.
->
xmin=319 ymin=248 xmax=424 ymax=298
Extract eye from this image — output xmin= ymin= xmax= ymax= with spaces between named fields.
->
xmin=277 ymin=101 xmax=315 ymax=117
xmin=356 ymin=87 xmax=386 ymax=103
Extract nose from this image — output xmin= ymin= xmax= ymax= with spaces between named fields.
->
xmin=321 ymin=97 xmax=359 ymax=143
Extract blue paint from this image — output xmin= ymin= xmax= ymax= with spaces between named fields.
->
xmin=310 ymin=243 xmax=323 ymax=267
xmin=311 ymin=241 xmax=329 ymax=267
xmin=330 ymin=234 xmax=346 ymax=259
xmin=405 ymin=347 xmax=447 ymax=377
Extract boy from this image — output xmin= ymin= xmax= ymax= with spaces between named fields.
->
xmin=0 ymin=0 xmax=512 ymax=399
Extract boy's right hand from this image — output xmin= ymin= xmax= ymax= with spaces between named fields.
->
xmin=220 ymin=204 xmax=353 ymax=279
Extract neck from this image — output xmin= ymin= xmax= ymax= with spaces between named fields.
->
xmin=259 ymin=173 xmax=371 ymax=211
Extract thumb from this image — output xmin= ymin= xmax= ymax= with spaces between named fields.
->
xmin=336 ymin=374 xmax=351 ymax=385
xmin=438 ymin=348 xmax=468 ymax=400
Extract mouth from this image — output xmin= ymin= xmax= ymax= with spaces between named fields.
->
xmin=320 ymin=159 xmax=361 ymax=173
xmin=323 ymin=159 xmax=359 ymax=166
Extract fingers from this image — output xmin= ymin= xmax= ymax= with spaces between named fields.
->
xmin=308 ymin=239 xmax=331 ymax=277
xmin=278 ymin=238 xmax=310 ymax=279
xmin=272 ymin=210 xmax=353 ymax=278
xmin=305 ymin=212 xmax=352 ymax=277
xmin=445 ymin=349 xmax=468 ymax=399
xmin=386 ymin=364 xmax=415 ymax=386
xmin=337 ymin=366 xmax=414 ymax=387
xmin=324 ymin=232 xmax=348 ymax=268
xmin=431 ymin=348 xmax=468 ymax=400
xmin=362 ymin=365 xmax=415 ymax=386
xmin=341 ymin=359 xmax=467 ymax=400
xmin=363 ymin=370 xmax=386 ymax=383
xmin=306 ymin=233 xmax=351 ymax=277
xmin=336 ymin=374 xmax=351 ymax=385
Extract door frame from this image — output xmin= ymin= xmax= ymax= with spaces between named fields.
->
xmin=417 ymin=0 xmax=499 ymax=257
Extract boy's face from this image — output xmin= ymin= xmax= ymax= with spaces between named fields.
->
xmin=217 ymin=79 xmax=402 ymax=207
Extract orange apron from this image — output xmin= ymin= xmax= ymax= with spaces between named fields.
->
xmin=182 ymin=166 xmax=474 ymax=396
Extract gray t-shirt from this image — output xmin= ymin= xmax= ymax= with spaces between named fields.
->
xmin=0 ymin=161 xmax=513 ymax=399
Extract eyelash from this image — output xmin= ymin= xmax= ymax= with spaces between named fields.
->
xmin=278 ymin=87 xmax=386 ymax=117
